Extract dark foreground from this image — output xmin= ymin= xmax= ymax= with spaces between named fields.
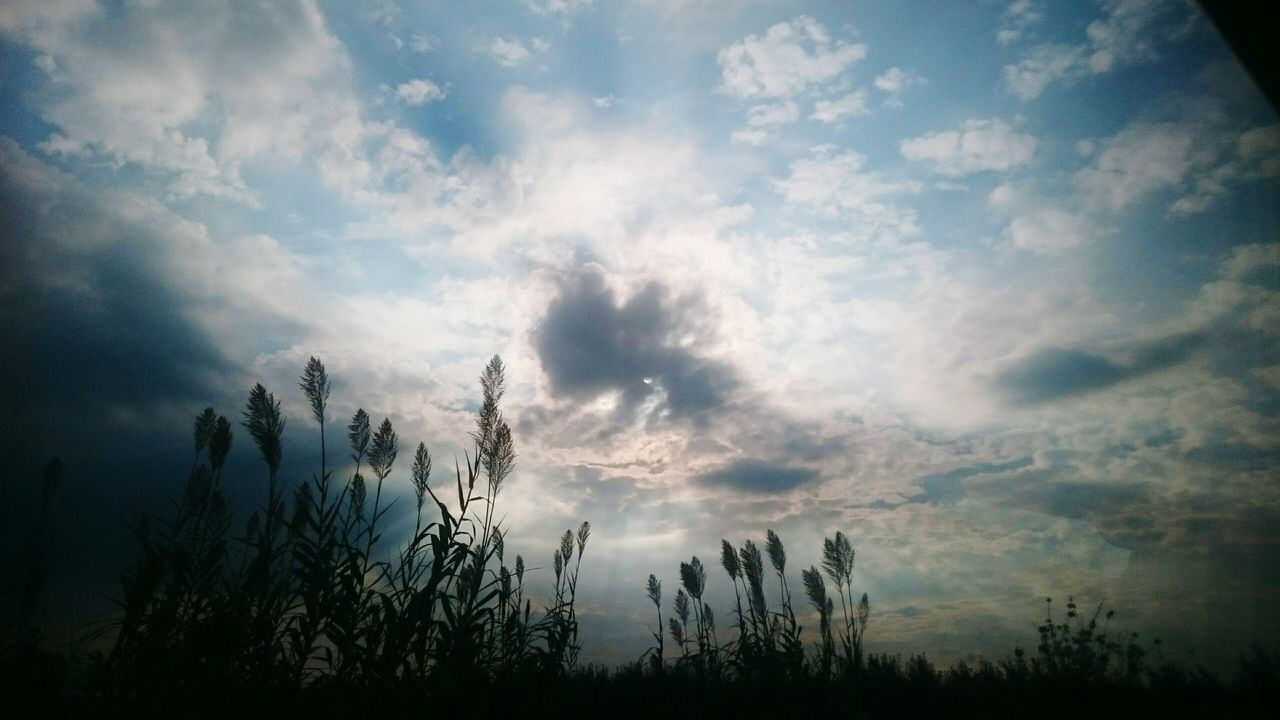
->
xmin=5 ymin=649 xmax=1278 ymax=719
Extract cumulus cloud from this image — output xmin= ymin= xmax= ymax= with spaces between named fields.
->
xmin=732 ymin=100 xmax=801 ymax=144
xmin=1004 ymin=0 xmax=1198 ymax=100
xmin=900 ymin=118 xmax=1037 ymax=176
xmin=1169 ymin=123 xmax=1280 ymax=215
xmin=774 ymin=146 xmax=920 ymax=239
xmin=745 ymin=100 xmax=800 ymax=127
xmin=986 ymin=182 xmax=1090 ymax=254
xmin=717 ymin=16 xmax=866 ymax=100
xmin=1 ymin=0 xmax=373 ymax=202
xmin=996 ymin=0 xmax=1042 ymax=45
xmin=810 ymin=90 xmax=870 ymax=123
xmin=395 ymin=78 xmax=445 ymax=106
xmin=532 ymin=269 xmax=739 ymax=426
xmin=365 ymin=87 xmax=752 ymax=271
xmin=730 ymin=129 xmax=769 ymax=146
xmin=480 ymin=36 xmax=550 ymax=67
xmin=873 ymin=67 xmax=924 ymax=107
xmin=1075 ymin=116 xmax=1280 ymax=216
xmin=1006 ymin=206 xmax=1090 ymax=253
xmin=984 ymin=83 xmax=1279 ymax=254
xmin=1074 ymin=121 xmax=1198 ymax=210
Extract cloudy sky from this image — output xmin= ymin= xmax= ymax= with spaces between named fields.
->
xmin=2 ymin=0 xmax=1278 ymax=670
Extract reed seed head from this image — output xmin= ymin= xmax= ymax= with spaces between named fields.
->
xmin=299 ymin=356 xmax=331 ymax=425
xmin=740 ymin=540 xmax=765 ymax=594
xmin=242 ymin=383 xmax=285 ymax=475
xmin=821 ymin=531 xmax=854 ymax=586
xmin=559 ymin=529 xmax=574 ymax=566
xmin=646 ymin=574 xmax=662 ymax=607
xmin=802 ymin=565 xmax=828 ymax=614
xmin=493 ymin=529 xmax=505 ymax=562
xmin=765 ymin=529 xmax=787 ymax=575
xmin=720 ymin=539 xmax=740 ymax=580
xmin=209 ymin=416 xmax=232 ymax=472
xmin=674 ymin=588 xmax=690 ymax=625
xmin=194 ymin=408 xmax=216 ymax=453
xmin=680 ymin=557 xmax=707 ymax=601
xmin=368 ymin=418 xmax=398 ymax=480
xmin=348 ymin=409 xmax=371 ymax=462
xmin=411 ymin=441 xmax=432 ymax=509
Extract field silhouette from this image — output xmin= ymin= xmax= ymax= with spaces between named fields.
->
xmin=2 ymin=356 xmax=1275 ymax=717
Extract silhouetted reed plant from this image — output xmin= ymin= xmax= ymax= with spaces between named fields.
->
xmin=640 ymin=533 xmax=1202 ymax=703
xmin=4 ymin=356 xmax=1277 ymax=715
xmin=644 ymin=530 xmax=869 ymax=683
xmin=91 ymin=355 xmax=591 ymax=697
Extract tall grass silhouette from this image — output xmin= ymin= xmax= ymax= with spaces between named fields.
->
xmin=1 ymin=354 xmax=1275 ymax=716
xmin=642 ymin=529 xmax=866 ymax=682
xmin=84 ymin=355 xmax=591 ymax=700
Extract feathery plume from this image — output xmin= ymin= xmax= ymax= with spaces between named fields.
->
xmin=411 ymin=441 xmax=432 ymax=509
xmin=646 ymin=574 xmax=662 ymax=607
xmin=368 ymin=418 xmax=398 ymax=481
xmin=559 ymin=529 xmax=574 ymax=566
xmin=822 ymin=531 xmax=854 ymax=585
xmin=802 ymin=566 xmax=828 ymax=612
xmin=242 ymin=383 xmax=285 ymax=476
xmin=348 ymin=409 xmax=371 ymax=462
xmin=209 ymin=416 xmax=232 ymax=472
xmin=720 ymin=539 xmax=740 ymax=580
xmin=674 ymin=589 xmax=690 ymax=626
xmin=193 ymin=408 xmax=216 ymax=453
xmin=765 ymin=529 xmax=787 ymax=575
xmin=680 ymin=557 xmax=707 ymax=601
xmin=298 ymin=356 xmax=331 ymax=425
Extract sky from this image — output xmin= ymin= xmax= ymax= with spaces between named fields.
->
xmin=1 ymin=0 xmax=1278 ymax=671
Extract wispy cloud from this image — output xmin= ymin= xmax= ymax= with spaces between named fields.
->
xmin=1004 ymin=0 xmax=1199 ymax=100
xmin=394 ymin=78 xmax=445 ymax=106
xmin=717 ymin=16 xmax=867 ymax=100
xmin=900 ymin=118 xmax=1037 ymax=176
xmin=480 ymin=36 xmax=551 ymax=67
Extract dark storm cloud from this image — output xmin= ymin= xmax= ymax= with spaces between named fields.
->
xmin=1021 ymin=480 xmax=1153 ymax=522
xmin=998 ymin=332 xmax=1205 ymax=403
xmin=0 ymin=141 xmax=305 ymax=629
xmin=695 ymin=459 xmax=819 ymax=493
xmin=532 ymin=270 xmax=738 ymax=424
xmin=0 ymin=141 xmax=234 ymax=451
xmin=910 ymin=457 xmax=1035 ymax=506
xmin=1185 ymin=440 xmax=1280 ymax=470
